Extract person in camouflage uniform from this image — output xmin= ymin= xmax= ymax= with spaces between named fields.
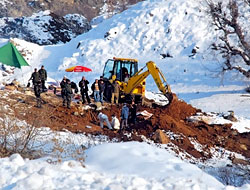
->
xmin=34 ymin=80 xmax=42 ymax=108
xmin=38 ymin=65 xmax=47 ymax=91
xmin=63 ymin=79 xmax=73 ymax=109
xmin=29 ymin=68 xmax=40 ymax=86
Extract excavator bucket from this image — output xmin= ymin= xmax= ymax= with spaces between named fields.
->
xmin=165 ymin=92 xmax=173 ymax=104
xmin=165 ymin=92 xmax=177 ymax=105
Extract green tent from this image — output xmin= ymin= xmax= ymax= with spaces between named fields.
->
xmin=0 ymin=42 xmax=29 ymax=68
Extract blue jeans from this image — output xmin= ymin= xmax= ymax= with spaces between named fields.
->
xmin=100 ymin=115 xmax=112 ymax=129
xmin=94 ymin=90 xmax=100 ymax=102
xmin=100 ymin=91 xmax=104 ymax=103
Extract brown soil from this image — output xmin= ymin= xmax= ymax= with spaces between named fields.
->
xmin=1 ymin=89 xmax=249 ymax=161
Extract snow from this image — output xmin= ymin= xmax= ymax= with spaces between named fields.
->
xmin=1 ymin=142 xmax=249 ymax=190
xmin=0 ymin=0 xmax=249 ymax=189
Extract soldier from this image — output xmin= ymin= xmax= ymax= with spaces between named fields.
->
xmin=63 ymin=79 xmax=73 ymax=109
xmin=38 ymin=65 xmax=47 ymax=91
xmin=34 ymin=80 xmax=42 ymax=108
xmin=29 ymin=68 xmax=40 ymax=87
xmin=60 ymin=76 xmax=67 ymax=106
xmin=79 ymin=76 xmax=90 ymax=104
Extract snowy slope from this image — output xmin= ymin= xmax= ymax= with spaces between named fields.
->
xmin=1 ymin=142 xmax=249 ymax=190
xmin=44 ymin=0 xmax=249 ymax=118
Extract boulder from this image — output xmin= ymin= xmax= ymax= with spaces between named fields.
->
xmin=152 ymin=129 xmax=170 ymax=144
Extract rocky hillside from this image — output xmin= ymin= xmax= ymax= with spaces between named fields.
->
xmin=0 ymin=0 xmax=143 ymax=45
xmin=0 ymin=11 xmax=91 ymax=45
xmin=0 ymin=0 xmax=143 ymax=21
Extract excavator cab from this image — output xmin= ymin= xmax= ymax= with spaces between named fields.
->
xmin=103 ymin=57 xmax=138 ymax=81
xmin=102 ymin=57 xmax=143 ymax=103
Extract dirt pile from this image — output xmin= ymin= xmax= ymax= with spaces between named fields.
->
xmin=1 ymin=89 xmax=249 ymax=161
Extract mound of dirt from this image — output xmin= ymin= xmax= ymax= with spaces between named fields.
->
xmin=1 ymin=89 xmax=249 ymax=161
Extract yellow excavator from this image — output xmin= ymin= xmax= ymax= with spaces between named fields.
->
xmin=102 ymin=57 xmax=173 ymax=105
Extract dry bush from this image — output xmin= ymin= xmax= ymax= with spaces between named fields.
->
xmin=216 ymin=165 xmax=250 ymax=187
xmin=205 ymin=0 xmax=250 ymax=79
xmin=0 ymin=115 xmax=48 ymax=159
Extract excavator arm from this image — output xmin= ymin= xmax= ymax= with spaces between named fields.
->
xmin=124 ymin=61 xmax=173 ymax=104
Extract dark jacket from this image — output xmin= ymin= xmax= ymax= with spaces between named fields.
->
xmin=71 ymin=81 xmax=78 ymax=93
xmin=65 ymin=83 xmax=73 ymax=95
xmin=60 ymin=79 xmax=67 ymax=95
xmin=79 ymin=79 xmax=89 ymax=92
xmin=121 ymin=104 xmax=129 ymax=119
xmin=38 ymin=69 xmax=47 ymax=80
xmin=99 ymin=81 xmax=105 ymax=93
xmin=30 ymin=72 xmax=40 ymax=84
xmin=130 ymin=104 xmax=137 ymax=118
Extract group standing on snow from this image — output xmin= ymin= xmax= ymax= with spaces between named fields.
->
xmin=29 ymin=66 xmax=137 ymax=131
xmin=29 ymin=65 xmax=47 ymax=108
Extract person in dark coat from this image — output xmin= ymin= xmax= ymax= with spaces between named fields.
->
xmin=129 ymin=100 xmax=137 ymax=124
xmin=60 ymin=76 xmax=67 ymax=105
xmin=34 ymin=80 xmax=42 ymax=108
xmin=70 ymin=81 xmax=79 ymax=94
xmin=79 ymin=76 xmax=90 ymax=104
xmin=99 ymin=79 xmax=105 ymax=104
xmin=63 ymin=79 xmax=73 ymax=109
xmin=38 ymin=65 xmax=47 ymax=91
xmin=29 ymin=68 xmax=40 ymax=86
xmin=120 ymin=103 xmax=129 ymax=130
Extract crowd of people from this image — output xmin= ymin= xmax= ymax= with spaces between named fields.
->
xmin=97 ymin=101 xmax=137 ymax=132
xmin=29 ymin=66 xmax=137 ymax=130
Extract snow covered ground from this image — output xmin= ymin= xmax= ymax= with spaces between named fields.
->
xmin=0 ymin=0 xmax=249 ymax=189
xmin=1 ymin=140 xmax=249 ymax=190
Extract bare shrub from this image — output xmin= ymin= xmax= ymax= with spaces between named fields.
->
xmin=205 ymin=0 xmax=250 ymax=79
xmin=0 ymin=116 xmax=47 ymax=159
xmin=219 ymin=165 xmax=250 ymax=186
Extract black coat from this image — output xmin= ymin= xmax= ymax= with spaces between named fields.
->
xmin=130 ymin=104 xmax=137 ymax=118
xmin=65 ymin=83 xmax=73 ymax=95
xmin=30 ymin=72 xmax=40 ymax=84
xmin=99 ymin=82 xmax=105 ymax=93
xmin=71 ymin=81 xmax=79 ymax=93
xmin=79 ymin=79 xmax=89 ymax=93
xmin=38 ymin=69 xmax=47 ymax=80
xmin=60 ymin=80 xmax=67 ymax=95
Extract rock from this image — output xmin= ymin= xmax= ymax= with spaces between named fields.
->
xmin=240 ymin=144 xmax=247 ymax=151
xmin=223 ymin=111 xmax=237 ymax=122
xmin=232 ymin=157 xmax=249 ymax=165
xmin=74 ymin=112 xmax=79 ymax=116
xmin=95 ymin=102 xmax=102 ymax=110
xmin=152 ymin=129 xmax=170 ymax=144
xmin=5 ymin=85 xmax=17 ymax=91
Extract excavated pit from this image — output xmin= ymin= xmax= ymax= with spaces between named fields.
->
xmin=1 ymin=90 xmax=249 ymax=161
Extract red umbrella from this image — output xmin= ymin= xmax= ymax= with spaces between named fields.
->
xmin=65 ymin=66 xmax=92 ymax=72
